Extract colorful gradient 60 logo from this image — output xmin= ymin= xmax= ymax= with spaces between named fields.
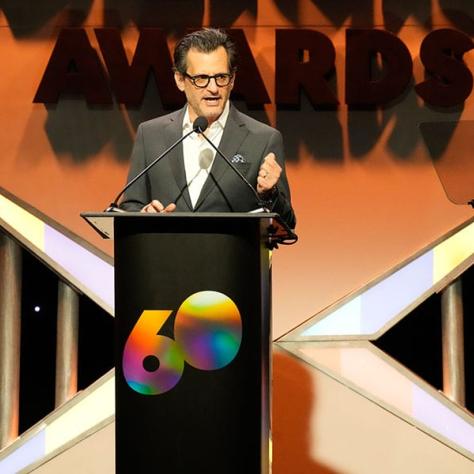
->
xmin=122 ymin=291 xmax=242 ymax=395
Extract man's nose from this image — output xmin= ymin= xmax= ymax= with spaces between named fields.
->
xmin=207 ymin=77 xmax=219 ymax=92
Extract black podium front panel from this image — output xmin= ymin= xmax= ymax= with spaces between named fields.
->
xmin=114 ymin=216 xmax=271 ymax=473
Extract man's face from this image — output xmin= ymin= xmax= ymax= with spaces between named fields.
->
xmin=174 ymin=46 xmax=235 ymax=124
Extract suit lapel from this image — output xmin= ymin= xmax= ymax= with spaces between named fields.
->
xmin=194 ymin=106 xmax=248 ymax=210
xmin=165 ymin=107 xmax=193 ymax=210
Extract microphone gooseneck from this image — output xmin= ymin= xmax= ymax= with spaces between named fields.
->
xmin=193 ymin=117 xmax=270 ymax=211
xmin=105 ymin=117 xmax=209 ymax=212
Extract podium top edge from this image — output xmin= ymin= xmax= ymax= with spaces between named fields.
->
xmin=81 ymin=211 xmax=293 ymax=242
xmin=81 ymin=211 xmax=279 ymax=219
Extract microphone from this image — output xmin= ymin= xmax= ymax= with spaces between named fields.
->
xmin=105 ymin=117 xmax=209 ymax=212
xmin=194 ymin=117 xmax=270 ymax=211
xmin=193 ymin=116 xmax=208 ymax=134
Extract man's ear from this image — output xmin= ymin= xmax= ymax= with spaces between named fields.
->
xmin=229 ymin=72 xmax=236 ymax=91
xmin=174 ymin=71 xmax=185 ymax=92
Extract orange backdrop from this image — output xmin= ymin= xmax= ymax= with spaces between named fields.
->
xmin=0 ymin=0 xmax=472 ymax=339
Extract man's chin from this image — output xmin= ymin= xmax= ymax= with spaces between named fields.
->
xmin=202 ymin=109 xmax=223 ymax=124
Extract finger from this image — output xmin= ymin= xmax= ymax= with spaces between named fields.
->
xmin=152 ymin=200 xmax=165 ymax=211
xmin=163 ymin=203 xmax=177 ymax=213
xmin=262 ymin=154 xmax=282 ymax=180
xmin=263 ymin=152 xmax=276 ymax=165
xmin=259 ymin=168 xmax=268 ymax=178
xmin=257 ymin=176 xmax=271 ymax=192
xmin=265 ymin=157 xmax=282 ymax=175
xmin=141 ymin=203 xmax=155 ymax=213
xmin=141 ymin=200 xmax=164 ymax=213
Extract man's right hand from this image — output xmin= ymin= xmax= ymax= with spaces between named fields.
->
xmin=141 ymin=200 xmax=177 ymax=213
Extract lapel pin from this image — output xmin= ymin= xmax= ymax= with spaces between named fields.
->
xmin=231 ymin=154 xmax=245 ymax=164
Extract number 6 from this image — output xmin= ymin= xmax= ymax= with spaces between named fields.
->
xmin=122 ymin=310 xmax=185 ymax=395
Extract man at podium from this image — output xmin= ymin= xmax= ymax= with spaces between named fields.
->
xmin=121 ymin=28 xmax=296 ymax=229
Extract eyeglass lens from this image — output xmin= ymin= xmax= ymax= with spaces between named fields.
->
xmin=187 ymin=74 xmax=232 ymax=87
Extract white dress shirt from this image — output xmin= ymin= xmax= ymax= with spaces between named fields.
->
xmin=182 ymin=101 xmax=230 ymax=208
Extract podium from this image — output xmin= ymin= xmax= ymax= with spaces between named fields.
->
xmin=82 ymin=212 xmax=294 ymax=474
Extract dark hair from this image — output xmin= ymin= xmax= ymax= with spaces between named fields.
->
xmin=173 ymin=28 xmax=238 ymax=74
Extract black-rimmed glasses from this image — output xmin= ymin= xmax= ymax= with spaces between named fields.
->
xmin=183 ymin=72 xmax=233 ymax=88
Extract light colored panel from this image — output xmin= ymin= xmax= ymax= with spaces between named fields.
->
xmin=272 ymin=350 xmax=474 ymax=474
xmin=297 ymin=345 xmax=413 ymax=416
xmin=302 ymin=297 xmax=362 ymax=337
xmin=289 ymin=345 xmax=342 ymax=374
xmin=311 ymin=361 xmax=473 ymax=474
xmin=412 ymin=386 xmax=474 ymax=455
xmin=45 ymin=377 xmax=115 ymax=455
xmin=289 ymin=342 xmax=474 ymax=458
xmin=433 ymin=222 xmax=474 ymax=282
xmin=0 ymin=430 xmax=45 ymax=474
xmin=0 ymin=372 xmax=115 ymax=472
xmin=339 ymin=347 xmax=414 ymax=416
xmin=299 ymin=249 xmax=435 ymax=338
xmin=29 ymin=423 xmax=114 ymax=474
xmin=0 ymin=190 xmax=114 ymax=314
xmin=0 ymin=194 xmax=44 ymax=250
xmin=44 ymin=226 xmax=114 ymax=311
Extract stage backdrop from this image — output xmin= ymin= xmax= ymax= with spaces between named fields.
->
xmin=0 ymin=0 xmax=472 ymax=340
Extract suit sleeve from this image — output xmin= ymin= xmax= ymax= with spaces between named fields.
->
xmin=120 ymin=124 xmax=151 ymax=211
xmin=261 ymin=130 xmax=296 ymax=229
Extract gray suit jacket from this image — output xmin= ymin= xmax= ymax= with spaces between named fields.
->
xmin=121 ymin=105 xmax=296 ymax=228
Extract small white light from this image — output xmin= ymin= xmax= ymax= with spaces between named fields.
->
xmin=34 ymin=306 xmax=40 ymax=313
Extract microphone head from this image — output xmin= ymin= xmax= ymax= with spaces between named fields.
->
xmin=198 ymin=148 xmax=214 ymax=170
xmin=193 ymin=116 xmax=209 ymax=133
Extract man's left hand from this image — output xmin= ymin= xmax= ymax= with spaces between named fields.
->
xmin=257 ymin=152 xmax=281 ymax=195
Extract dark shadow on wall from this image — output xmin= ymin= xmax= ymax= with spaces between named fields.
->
xmin=382 ymin=1 xmax=432 ymax=33
xmin=277 ymin=109 xmax=343 ymax=163
xmin=273 ymin=0 xmax=374 ymax=28
xmin=439 ymin=0 xmax=474 ymax=35
xmin=32 ymin=26 xmax=466 ymax=166
xmin=35 ymin=87 xmax=464 ymax=167
xmin=419 ymin=120 xmax=474 ymax=204
xmin=388 ymin=92 xmax=463 ymax=161
xmin=0 ymin=0 xmax=92 ymax=38
xmin=33 ymin=73 xmax=184 ymax=165
xmin=208 ymin=0 xmax=257 ymax=26
xmin=125 ymin=77 xmax=185 ymax=132
xmin=34 ymin=99 xmax=133 ymax=164
xmin=232 ymin=98 xmax=271 ymax=126
xmin=272 ymin=349 xmax=341 ymax=474
xmin=102 ymin=0 xmax=204 ymax=36
xmin=347 ymin=79 xmax=463 ymax=161
xmin=275 ymin=85 xmax=462 ymax=164
xmin=346 ymin=86 xmax=414 ymax=159
xmin=347 ymin=107 xmax=388 ymax=159
xmin=276 ymin=95 xmax=343 ymax=164
xmin=419 ymin=121 xmax=462 ymax=162
xmin=385 ymin=85 xmax=423 ymax=160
